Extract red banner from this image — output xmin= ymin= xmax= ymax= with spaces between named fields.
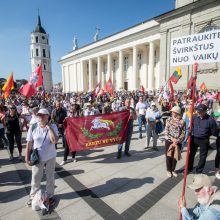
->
xmin=64 ymin=111 xmax=130 ymax=152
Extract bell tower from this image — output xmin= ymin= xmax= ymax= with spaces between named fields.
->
xmin=30 ymin=14 xmax=52 ymax=91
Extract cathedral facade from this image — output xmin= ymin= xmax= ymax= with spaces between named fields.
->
xmin=59 ymin=0 xmax=220 ymax=92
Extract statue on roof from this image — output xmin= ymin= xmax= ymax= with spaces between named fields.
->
xmin=93 ymin=26 xmax=100 ymax=42
xmin=73 ymin=36 xmax=78 ymax=50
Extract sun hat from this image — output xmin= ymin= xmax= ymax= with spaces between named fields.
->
xmin=170 ymin=106 xmax=181 ymax=115
xmin=188 ymin=174 xmax=212 ymax=190
xmin=37 ymin=108 xmax=49 ymax=115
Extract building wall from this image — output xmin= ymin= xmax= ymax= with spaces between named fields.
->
xmin=158 ymin=0 xmax=220 ymax=90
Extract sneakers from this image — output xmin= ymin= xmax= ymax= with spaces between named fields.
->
xmin=172 ymin=171 xmax=178 ymax=177
xmin=9 ymin=155 xmax=13 ymax=161
xmin=27 ymin=198 xmax=32 ymax=207
xmin=167 ymin=171 xmax=172 ymax=178
xmin=60 ymin=160 xmax=67 ymax=166
xmin=139 ymin=134 xmax=142 ymax=139
xmin=72 ymin=158 xmax=77 ymax=163
xmin=49 ymin=197 xmax=55 ymax=206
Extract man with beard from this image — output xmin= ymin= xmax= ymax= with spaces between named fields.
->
xmin=178 ymin=174 xmax=220 ymax=220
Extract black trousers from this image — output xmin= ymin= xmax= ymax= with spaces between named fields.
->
xmin=6 ymin=131 xmax=22 ymax=155
xmin=63 ymin=136 xmax=76 ymax=161
xmin=188 ymin=136 xmax=210 ymax=173
xmin=215 ymin=137 xmax=220 ymax=169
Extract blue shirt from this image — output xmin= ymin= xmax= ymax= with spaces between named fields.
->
xmin=182 ymin=205 xmax=220 ymax=220
xmin=192 ymin=114 xmax=217 ymax=138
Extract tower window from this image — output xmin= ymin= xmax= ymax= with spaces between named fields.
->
xmin=43 ymin=49 xmax=46 ymax=57
xmin=36 ymin=49 xmax=39 ymax=56
xmin=35 ymin=36 xmax=38 ymax=43
xmin=42 ymin=36 xmax=45 ymax=40
xmin=44 ymin=64 xmax=46 ymax=70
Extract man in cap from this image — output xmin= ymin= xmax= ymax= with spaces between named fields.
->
xmin=178 ymin=174 xmax=220 ymax=219
xmin=187 ymin=104 xmax=218 ymax=174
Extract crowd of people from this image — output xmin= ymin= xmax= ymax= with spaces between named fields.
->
xmin=0 ymin=88 xmax=220 ymax=217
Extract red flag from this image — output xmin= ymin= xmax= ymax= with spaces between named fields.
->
xmin=139 ymin=85 xmax=145 ymax=93
xmin=200 ymin=82 xmax=207 ymax=93
xmin=97 ymin=89 xmax=105 ymax=96
xmin=93 ymin=82 xmax=101 ymax=97
xmin=104 ymin=78 xmax=113 ymax=94
xmin=187 ymin=76 xmax=194 ymax=89
xmin=169 ymin=80 xmax=174 ymax=100
xmin=19 ymin=83 xmax=36 ymax=97
xmin=64 ymin=111 xmax=130 ymax=152
xmin=35 ymin=65 xmax=43 ymax=87
xmin=2 ymin=72 xmax=14 ymax=99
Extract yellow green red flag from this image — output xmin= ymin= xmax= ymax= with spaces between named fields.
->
xmin=2 ymin=72 xmax=14 ymax=99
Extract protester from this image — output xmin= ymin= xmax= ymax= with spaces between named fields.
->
xmin=117 ymin=98 xmax=137 ymax=159
xmin=51 ymin=101 xmax=67 ymax=148
xmin=188 ymin=104 xmax=217 ymax=174
xmin=5 ymin=105 xmax=23 ymax=161
xmin=25 ymin=108 xmax=59 ymax=207
xmin=145 ymin=102 xmax=160 ymax=151
xmin=178 ymin=174 xmax=220 ymax=219
xmin=0 ymin=103 xmax=7 ymax=148
xmin=136 ymin=96 xmax=148 ymax=139
xmin=214 ymin=112 xmax=220 ymax=179
xmin=83 ymin=103 xmax=95 ymax=116
xmin=164 ymin=106 xmax=185 ymax=177
xmin=60 ymin=107 xmax=77 ymax=166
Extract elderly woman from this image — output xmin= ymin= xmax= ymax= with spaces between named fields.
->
xmin=25 ymin=108 xmax=59 ymax=207
xmin=5 ymin=105 xmax=22 ymax=161
xmin=164 ymin=106 xmax=185 ymax=177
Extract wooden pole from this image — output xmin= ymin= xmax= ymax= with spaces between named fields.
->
xmin=179 ymin=63 xmax=197 ymax=220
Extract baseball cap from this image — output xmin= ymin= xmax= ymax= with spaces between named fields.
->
xmin=196 ymin=104 xmax=207 ymax=113
xmin=188 ymin=174 xmax=212 ymax=190
xmin=37 ymin=108 xmax=49 ymax=115
xmin=170 ymin=106 xmax=181 ymax=115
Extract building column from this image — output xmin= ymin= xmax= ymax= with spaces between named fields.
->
xmin=97 ymin=57 xmax=101 ymax=85
xmin=148 ymin=41 xmax=155 ymax=90
xmin=89 ymin=59 xmax=93 ymax=91
xmin=118 ymin=50 xmax=123 ymax=89
xmin=80 ymin=61 xmax=86 ymax=91
xmin=133 ymin=46 xmax=138 ymax=90
xmin=107 ymin=53 xmax=112 ymax=80
xmin=142 ymin=47 xmax=148 ymax=89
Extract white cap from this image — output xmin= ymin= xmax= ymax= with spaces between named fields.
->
xmin=188 ymin=174 xmax=212 ymax=190
xmin=37 ymin=108 xmax=49 ymax=115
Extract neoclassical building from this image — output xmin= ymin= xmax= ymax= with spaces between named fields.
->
xmin=59 ymin=0 xmax=220 ymax=92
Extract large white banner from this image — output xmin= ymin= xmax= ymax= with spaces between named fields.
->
xmin=170 ymin=30 xmax=220 ymax=66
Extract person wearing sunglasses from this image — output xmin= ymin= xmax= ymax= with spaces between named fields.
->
xmin=5 ymin=105 xmax=22 ymax=161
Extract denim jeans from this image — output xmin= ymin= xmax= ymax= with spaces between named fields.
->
xmin=138 ymin=115 xmax=146 ymax=137
xmin=118 ymin=120 xmax=133 ymax=155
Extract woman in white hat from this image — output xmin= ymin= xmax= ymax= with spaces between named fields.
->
xmin=164 ymin=106 xmax=185 ymax=177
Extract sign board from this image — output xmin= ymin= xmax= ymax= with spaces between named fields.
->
xmin=170 ymin=30 xmax=220 ymax=66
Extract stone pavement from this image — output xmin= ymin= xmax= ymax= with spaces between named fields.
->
xmin=0 ymin=123 xmax=219 ymax=220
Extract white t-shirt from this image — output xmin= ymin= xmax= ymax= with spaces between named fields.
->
xmin=26 ymin=123 xmax=58 ymax=161
xmin=135 ymin=102 xmax=147 ymax=115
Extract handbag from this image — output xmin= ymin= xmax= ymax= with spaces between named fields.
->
xmin=29 ymin=148 xmax=40 ymax=165
xmin=29 ymin=129 xmax=49 ymax=166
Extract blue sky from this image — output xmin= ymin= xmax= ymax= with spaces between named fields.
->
xmin=0 ymin=0 xmax=174 ymax=83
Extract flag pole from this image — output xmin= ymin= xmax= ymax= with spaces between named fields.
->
xmin=179 ymin=63 xmax=198 ymax=220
